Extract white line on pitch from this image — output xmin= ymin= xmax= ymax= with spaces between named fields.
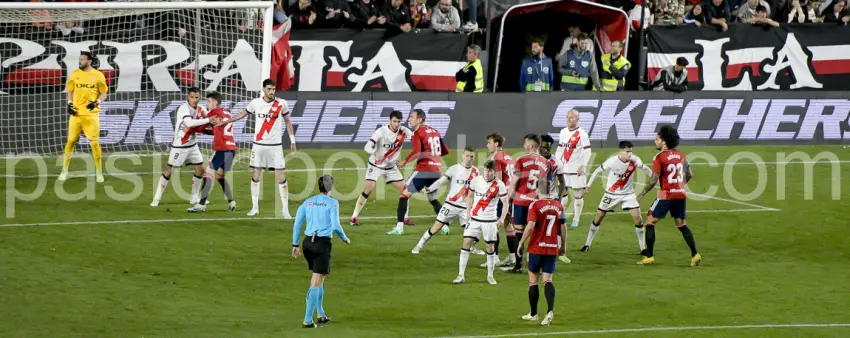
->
xmin=3 ymin=158 xmax=848 ymax=178
xmin=0 ymin=208 xmax=777 ymax=228
xmin=433 ymin=323 xmax=850 ymax=338
xmin=633 ymin=182 xmax=781 ymax=212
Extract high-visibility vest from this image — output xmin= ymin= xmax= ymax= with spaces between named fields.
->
xmin=598 ymin=54 xmax=631 ymax=92
xmin=560 ymin=50 xmax=592 ymax=91
xmin=520 ymin=55 xmax=553 ymax=92
xmin=456 ymin=59 xmax=484 ymax=93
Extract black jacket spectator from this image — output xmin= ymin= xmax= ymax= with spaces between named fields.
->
xmin=383 ymin=0 xmax=412 ymax=32
xmin=351 ymin=0 xmax=382 ymax=28
xmin=317 ymin=0 xmax=354 ymax=27
xmin=821 ymin=0 xmax=850 ymax=22
xmin=290 ymin=1 xmax=319 ymax=29
xmin=705 ymin=0 xmax=732 ymax=21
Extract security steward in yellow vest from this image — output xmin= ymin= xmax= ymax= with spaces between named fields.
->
xmin=596 ymin=40 xmax=631 ymax=92
xmin=455 ymin=44 xmax=484 ymax=93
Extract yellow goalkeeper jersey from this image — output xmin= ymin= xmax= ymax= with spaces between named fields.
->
xmin=66 ymin=68 xmax=108 ymax=116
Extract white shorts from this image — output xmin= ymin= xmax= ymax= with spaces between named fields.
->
xmin=250 ymin=144 xmax=285 ymax=170
xmin=464 ymin=219 xmax=499 ymax=243
xmin=436 ymin=202 xmax=468 ymax=226
xmin=167 ymin=146 xmax=204 ymax=167
xmin=563 ymin=173 xmax=587 ymax=189
xmin=364 ymin=164 xmax=404 ymax=184
xmin=598 ymin=192 xmax=641 ymax=212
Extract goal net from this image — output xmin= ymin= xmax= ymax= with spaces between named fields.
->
xmin=0 ymin=1 xmax=275 ymax=160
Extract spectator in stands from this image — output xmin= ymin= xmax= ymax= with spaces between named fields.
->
xmin=461 ymin=0 xmax=478 ymax=31
xmin=409 ymin=0 xmax=431 ymax=28
xmin=745 ymin=5 xmax=781 ymax=26
xmin=679 ymin=3 xmax=708 ymax=25
xmin=737 ymin=0 xmax=772 ymax=21
xmin=431 ymin=0 xmax=461 ymax=32
xmin=556 ymin=25 xmax=594 ymax=60
xmin=351 ymin=0 xmax=383 ymax=28
xmin=384 ymin=0 xmax=413 ymax=32
xmin=520 ymin=38 xmax=554 ymax=92
xmin=650 ymin=57 xmax=688 ymax=92
xmin=557 ymin=37 xmax=601 ymax=92
xmin=808 ymin=0 xmax=826 ymax=21
xmin=597 ymin=41 xmax=630 ymax=92
xmin=822 ymin=0 xmax=850 ymax=22
xmin=779 ymin=0 xmax=809 ymax=22
xmin=705 ymin=0 xmax=731 ymax=31
xmin=456 ymin=44 xmax=484 ymax=93
xmin=291 ymin=0 xmax=319 ymax=28
xmin=317 ymin=0 xmax=354 ymax=27
xmin=653 ymin=0 xmax=684 ymax=25
xmin=629 ymin=0 xmax=653 ymax=32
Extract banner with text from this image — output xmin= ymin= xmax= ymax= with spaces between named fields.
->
xmin=647 ymin=24 xmax=850 ymax=91
xmin=289 ymin=29 xmax=469 ymax=92
xmin=2 ymin=91 xmax=848 ymax=154
xmin=0 ymin=28 xmax=467 ymax=95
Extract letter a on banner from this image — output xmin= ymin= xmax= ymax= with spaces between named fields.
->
xmin=758 ymin=33 xmax=822 ymax=90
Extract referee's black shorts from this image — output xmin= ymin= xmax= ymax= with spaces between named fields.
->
xmin=302 ymin=236 xmax=332 ymax=275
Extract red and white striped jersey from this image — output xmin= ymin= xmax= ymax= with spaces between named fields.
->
xmin=171 ymin=102 xmax=206 ymax=148
xmin=556 ymin=127 xmax=591 ymax=173
xmin=600 ymin=154 xmax=647 ymax=195
xmin=443 ymin=164 xmax=480 ymax=207
xmin=366 ymin=125 xmax=414 ymax=169
xmin=469 ymin=175 xmax=507 ymax=221
xmin=246 ymin=97 xmax=290 ymax=145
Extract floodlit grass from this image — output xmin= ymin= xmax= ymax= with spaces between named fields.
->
xmin=1 ymin=145 xmax=849 ymax=337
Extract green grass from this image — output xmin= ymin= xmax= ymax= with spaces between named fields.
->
xmin=2 ymin=145 xmax=850 ymax=337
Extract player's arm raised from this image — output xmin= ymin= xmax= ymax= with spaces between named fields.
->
xmin=284 ymin=111 xmax=296 ymax=154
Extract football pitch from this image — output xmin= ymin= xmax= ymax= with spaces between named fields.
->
xmin=2 ymin=145 xmax=850 ymax=337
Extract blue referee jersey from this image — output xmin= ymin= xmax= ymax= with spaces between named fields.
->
xmin=292 ymin=194 xmax=349 ymax=246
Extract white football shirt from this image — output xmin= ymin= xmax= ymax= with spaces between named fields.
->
xmin=443 ymin=164 xmax=480 ymax=207
xmin=468 ymin=176 xmax=507 ymax=221
xmin=556 ymin=127 xmax=591 ymax=173
xmin=246 ymin=97 xmax=290 ymax=145
xmin=171 ymin=102 xmax=206 ymax=147
xmin=600 ymin=154 xmax=646 ymax=195
xmin=366 ymin=125 xmax=414 ymax=169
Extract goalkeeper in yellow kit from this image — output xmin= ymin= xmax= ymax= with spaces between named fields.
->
xmin=59 ymin=51 xmax=108 ymax=182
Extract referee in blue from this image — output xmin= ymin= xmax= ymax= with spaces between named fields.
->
xmin=292 ymin=175 xmax=351 ymax=328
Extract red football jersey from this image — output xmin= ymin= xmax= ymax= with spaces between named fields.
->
xmin=403 ymin=125 xmax=449 ymax=172
xmin=208 ymin=108 xmax=237 ymax=151
xmin=653 ymin=149 xmax=688 ymax=200
xmin=526 ymin=199 xmax=564 ymax=256
xmin=513 ymin=154 xmax=549 ymax=206
xmin=491 ymin=150 xmax=513 ymax=184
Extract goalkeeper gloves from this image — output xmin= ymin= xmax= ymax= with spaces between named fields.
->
xmin=86 ymin=100 xmax=101 ymax=110
xmin=66 ymin=101 xmax=77 ymax=115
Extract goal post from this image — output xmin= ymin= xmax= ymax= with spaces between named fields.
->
xmin=0 ymin=1 xmax=275 ymax=158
